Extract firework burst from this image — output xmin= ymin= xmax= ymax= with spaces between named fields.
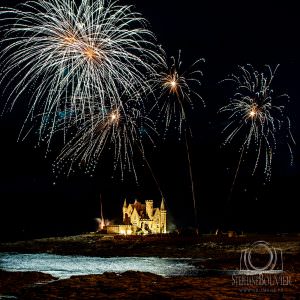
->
xmin=220 ymin=64 xmax=294 ymax=181
xmin=52 ymin=100 xmax=157 ymax=182
xmin=0 ymin=0 xmax=163 ymax=141
xmin=150 ymin=51 xmax=204 ymax=137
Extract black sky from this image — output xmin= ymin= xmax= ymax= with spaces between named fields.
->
xmin=1 ymin=0 xmax=300 ymax=241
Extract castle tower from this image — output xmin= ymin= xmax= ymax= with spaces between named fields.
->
xmin=145 ymin=200 xmax=153 ymax=219
xmin=160 ymin=198 xmax=167 ymax=233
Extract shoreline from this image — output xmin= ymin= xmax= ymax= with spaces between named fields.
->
xmin=1 ymin=234 xmax=300 ymax=299
xmin=1 ymin=234 xmax=300 ymax=270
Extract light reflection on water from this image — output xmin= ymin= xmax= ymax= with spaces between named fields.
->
xmin=0 ymin=253 xmax=199 ymax=279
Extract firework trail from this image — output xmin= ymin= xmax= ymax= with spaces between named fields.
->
xmin=220 ymin=64 xmax=294 ymax=186
xmin=0 ymin=0 xmax=164 ymax=143
xmin=149 ymin=51 xmax=205 ymax=229
xmin=52 ymin=99 xmax=157 ymax=182
xmin=150 ymin=50 xmax=204 ymax=137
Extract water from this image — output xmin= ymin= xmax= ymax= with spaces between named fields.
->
xmin=0 ymin=253 xmax=199 ymax=279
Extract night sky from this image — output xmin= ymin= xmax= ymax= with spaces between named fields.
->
xmin=1 ymin=0 xmax=300 ymax=241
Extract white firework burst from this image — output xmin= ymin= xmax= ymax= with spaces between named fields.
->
xmin=220 ymin=64 xmax=294 ymax=181
xmin=150 ymin=50 xmax=204 ymax=137
xmin=0 ymin=0 xmax=164 ymax=142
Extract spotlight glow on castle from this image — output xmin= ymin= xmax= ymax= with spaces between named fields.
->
xmin=106 ymin=199 xmax=167 ymax=235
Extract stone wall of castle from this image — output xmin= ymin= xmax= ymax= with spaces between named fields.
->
xmin=106 ymin=199 xmax=167 ymax=235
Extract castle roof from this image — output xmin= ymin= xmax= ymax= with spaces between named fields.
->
xmin=136 ymin=204 xmax=152 ymax=220
xmin=125 ymin=199 xmax=163 ymax=221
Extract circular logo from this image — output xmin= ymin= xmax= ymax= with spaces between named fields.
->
xmin=243 ymin=241 xmax=277 ymax=271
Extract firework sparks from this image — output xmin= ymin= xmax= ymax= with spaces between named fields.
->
xmin=52 ymin=100 xmax=157 ymax=182
xmin=220 ymin=64 xmax=294 ymax=181
xmin=150 ymin=51 xmax=205 ymax=137
xmin=0 ymin=0 xmax=164 ymax=142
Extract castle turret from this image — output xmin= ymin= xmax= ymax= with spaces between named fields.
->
xmin=145 ymin=200 xmax=153 ymax=219
xmin=160 ymin=198 xmax=167 ymax=233
xmin=160 ymin=198 xmax=165 ymax=211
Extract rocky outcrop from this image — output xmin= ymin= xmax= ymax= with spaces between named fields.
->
xmin=1 ymin=270 xmax=300 ymax=300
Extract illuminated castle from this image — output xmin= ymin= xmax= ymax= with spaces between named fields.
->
xmin=106 ymin=199 xmax=167 ymax=235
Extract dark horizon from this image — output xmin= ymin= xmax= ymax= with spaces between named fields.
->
xmin=1 ymin=0 xmax=300 ymax=241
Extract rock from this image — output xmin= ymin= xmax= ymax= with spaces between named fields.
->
xmin=0 ymin=270 xmax=56 ymax=297
xmin=1 ymin=270 xmax=299 ymax=299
